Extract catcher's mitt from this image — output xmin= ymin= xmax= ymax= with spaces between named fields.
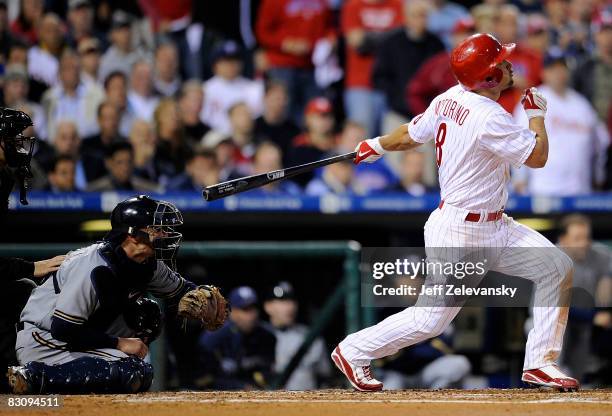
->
xmin=177 ymin=285 xmax=229 ymax=330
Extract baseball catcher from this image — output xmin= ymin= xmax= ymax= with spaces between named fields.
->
xmin=7 ymin=195 xmax=229 ymax=394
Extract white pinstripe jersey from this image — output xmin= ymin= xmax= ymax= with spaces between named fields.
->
xmin=408 ymin=84 xmax=536 ymax=211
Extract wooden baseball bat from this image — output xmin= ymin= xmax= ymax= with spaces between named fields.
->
xmin=202 ymin=151 xmax=357 ymax=201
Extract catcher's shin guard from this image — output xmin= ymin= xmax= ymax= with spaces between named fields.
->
xmin=8 ymin=356 xmax=153 ymax=394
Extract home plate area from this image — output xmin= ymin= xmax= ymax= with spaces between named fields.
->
xmin=23 ymin=389 xmax=612 ymax=416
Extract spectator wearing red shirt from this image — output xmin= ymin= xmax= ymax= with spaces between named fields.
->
xmin=495 ymin=4 xmax=543 ymax=113
xmin=341 ymin=0 xmax=403 ymax=137
xmin=256 ymin=0 xmax=335 ymax=126
xmin=10 ymin=0 xmax=43 ymax=45
xmin=406 ymin=17 xmax=474 ymax=115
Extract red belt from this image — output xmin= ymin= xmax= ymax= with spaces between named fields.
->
xmin=438 ymin=200 xmax=503 ymax=222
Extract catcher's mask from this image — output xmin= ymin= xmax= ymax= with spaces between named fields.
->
xmin=107 ymin=195 xmax=183 ymax=267
xmin=0 ymin=108 xmax=36 ymax=205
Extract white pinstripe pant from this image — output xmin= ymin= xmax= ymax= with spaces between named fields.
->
xmin=339 ymin=202 xmax=573 ymax=370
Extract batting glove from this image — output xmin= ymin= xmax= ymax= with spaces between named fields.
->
xmin=354 ymin=138 xmax=385 ymax=164
xmin=521 ymin=87 xmax=547 ymax=119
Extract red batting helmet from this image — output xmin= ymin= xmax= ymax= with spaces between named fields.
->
xmin=450 ymin=33 xmax=515 ymax=90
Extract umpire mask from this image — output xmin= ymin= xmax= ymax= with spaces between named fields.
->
xmin=0 ymin=108 xmax=36 ymax=205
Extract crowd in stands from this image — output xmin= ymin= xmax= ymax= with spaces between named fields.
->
xmin=0 ymin=0 xmax=610 ymax=197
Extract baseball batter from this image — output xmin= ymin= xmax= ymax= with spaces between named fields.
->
xmin=331 ymin=33 xmax=579 ymax=392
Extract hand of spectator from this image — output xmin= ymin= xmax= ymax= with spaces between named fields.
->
xmin=281 ymin=38 xmax=310 ymax=56
xmin=33 ymin=255 xmax=66 ymax=278
xmin=354 ymin=139 xmax=385 ymax=164
xmin=521 ymin=87 xmax=547 ymax=119
xmin=117 ymin=337 xmax=149 ymax=359
xmin=346 ymin=29 xmax=365 ymax=49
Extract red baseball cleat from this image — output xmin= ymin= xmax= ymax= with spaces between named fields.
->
xmin=331 ymin=346 xmax=383 ymax=392
xmin=522 ymin=365 xmax=579 ymax=392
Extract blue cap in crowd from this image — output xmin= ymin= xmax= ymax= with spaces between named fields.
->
xmin=543 ymin=48 xmax=567 ymax=68
xmin=212 ymin=41 xmax=242 ymax=63
xmin=229 ymin=286 xmax=258 ymax=309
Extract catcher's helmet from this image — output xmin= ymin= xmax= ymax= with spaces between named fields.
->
xmin=107 ymin=195 xmax=183 ymax=264
xmin=450 ymin=33 xmax=515 ymax=90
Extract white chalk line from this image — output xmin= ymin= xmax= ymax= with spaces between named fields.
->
xmin=122 ymin=396 xmax=612 ymax=405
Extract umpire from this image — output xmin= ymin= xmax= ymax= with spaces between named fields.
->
xmin=0 ymin=108 xmax=65 ymax=392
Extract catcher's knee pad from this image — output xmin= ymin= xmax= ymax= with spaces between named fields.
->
xmin=112 ymin=357 xmax=154 ymax=393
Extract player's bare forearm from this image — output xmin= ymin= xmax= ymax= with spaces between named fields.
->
xmin=379 ymin=124 xmax=422 ymax=152
xmin=525 ymin=117 xmax=548 ymax=168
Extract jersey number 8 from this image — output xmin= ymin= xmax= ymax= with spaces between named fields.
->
xmin=435 ymin=122 xmax=447 ymax=167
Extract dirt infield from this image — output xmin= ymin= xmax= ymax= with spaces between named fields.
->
xmin=3 ymin=389 xmax=612 ymax=416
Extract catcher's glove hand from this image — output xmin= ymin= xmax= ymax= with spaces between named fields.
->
xmin=177 ymin=285 xmax=229 ymax=331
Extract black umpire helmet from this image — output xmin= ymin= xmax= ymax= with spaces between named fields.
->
xmin=105 ymin=195 xmax=183 ymax=264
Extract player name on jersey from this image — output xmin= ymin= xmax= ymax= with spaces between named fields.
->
xmin=433 ymin=98 xmax=470 ymax=125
